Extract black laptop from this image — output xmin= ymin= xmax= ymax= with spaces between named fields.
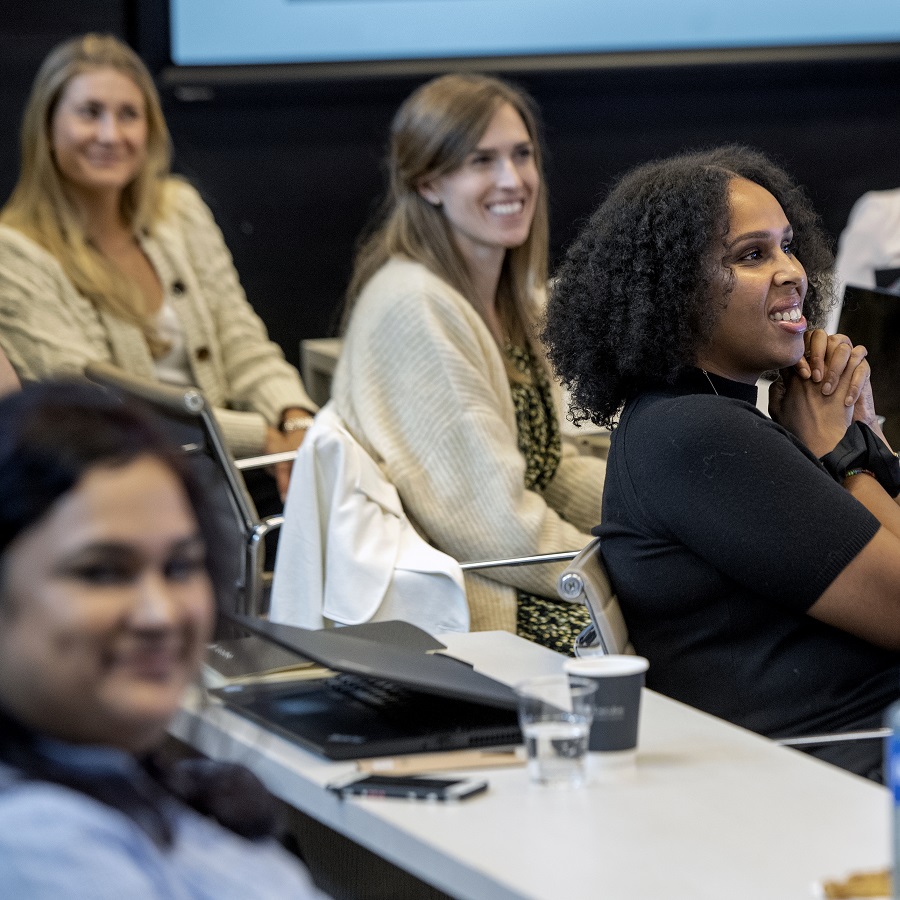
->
xmin=838 ymin=285 xmax=900 ymax=448
xmin=874 ymin=267 xmax=900 ymax=292
xmin=211 ymin=615 xmax=522 ymax=760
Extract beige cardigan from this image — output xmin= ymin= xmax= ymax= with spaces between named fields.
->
xmin=0 ymin=180 xmax=314 ymax=457
xmin=331 ymin=257 xmax=605 ymax=632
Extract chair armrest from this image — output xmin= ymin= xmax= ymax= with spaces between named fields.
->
xmin=255 ymin=515 xmax=284 ymax=539
xmin=774 ymin=727 xmax=890 ymax=747
xmin=234 ymin=450 xmax=298 ymax=472
xmin=459 ymin=550 xmax=579 ymax=572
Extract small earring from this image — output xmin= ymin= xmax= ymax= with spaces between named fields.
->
xmin=429 ymin=198 xmax=442 ymax=208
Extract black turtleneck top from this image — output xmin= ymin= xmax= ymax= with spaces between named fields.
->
xmin=598 ymin=368 xmax=893 ymax=779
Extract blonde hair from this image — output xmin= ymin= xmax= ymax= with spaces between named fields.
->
xmin=1 ymin=33 xmax=172 ymax=353
xmin=345 ymin=73 xmax=549 ymax=354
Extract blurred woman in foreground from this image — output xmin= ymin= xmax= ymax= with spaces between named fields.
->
xmin=544 ymin=145 xmax=900 ymax=779
xmin=0 ymin=381 xmax=325 ymax=896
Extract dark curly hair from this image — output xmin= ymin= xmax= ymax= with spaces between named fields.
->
xmin=542 ymin=145 xmax=836 ymax=427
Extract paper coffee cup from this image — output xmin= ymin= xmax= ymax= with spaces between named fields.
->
xmin=564 ymin=656 xmax=648 ymax=753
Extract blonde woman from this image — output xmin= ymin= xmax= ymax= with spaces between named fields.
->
xmin=332 ymin=74 xmax=605 ymax=648
xmin=0 ymin=34 xmax=314 ymax=496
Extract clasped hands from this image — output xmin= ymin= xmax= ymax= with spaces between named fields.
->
xmin=769 ymin=329 xmax=889 ymax=459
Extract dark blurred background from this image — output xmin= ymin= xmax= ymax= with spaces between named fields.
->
xmin=2 ymin=2 xmax=899 ymax=368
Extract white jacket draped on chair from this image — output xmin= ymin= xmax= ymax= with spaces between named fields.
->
xmin=269 ymin=403 xmax=469 ymax=634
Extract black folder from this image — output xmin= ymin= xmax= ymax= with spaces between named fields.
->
xmin=212 ymin=615 xmax=522 ymax=760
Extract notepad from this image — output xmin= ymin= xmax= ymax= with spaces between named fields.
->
xmin=204 ymin=634 xmax=331 ymax=687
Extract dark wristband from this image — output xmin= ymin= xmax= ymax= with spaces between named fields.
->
xmin=819 ymin=421 xmax=900 ymax=498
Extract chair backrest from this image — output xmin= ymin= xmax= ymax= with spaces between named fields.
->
xmin=84 ymin=362 xmax=268 ymax=616
xmin=557 ymin=538 xmax=632 ymax=655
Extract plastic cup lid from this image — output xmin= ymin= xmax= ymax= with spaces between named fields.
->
xmin=564 ymin=655 xmax=649 ymax=677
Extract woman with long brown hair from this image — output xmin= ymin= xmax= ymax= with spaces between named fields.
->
xmin=332 ymin=74 xmax=605 ymax=648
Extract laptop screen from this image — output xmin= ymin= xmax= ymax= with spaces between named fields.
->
xmin=838 ymin=285 xmax=900 ymax=448
xmin=227 ymin=614 xmax=519 ymax=710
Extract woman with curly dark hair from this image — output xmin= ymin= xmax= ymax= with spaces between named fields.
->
xmin=543 ymin=145 xmax=900 ymax=780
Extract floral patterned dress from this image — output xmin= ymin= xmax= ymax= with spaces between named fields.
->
xmin=506 ymin=342 xmax=590 ymax=656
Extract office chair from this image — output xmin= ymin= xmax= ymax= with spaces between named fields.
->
xmin=555 ymin=537 xmax=890 ymax=749
xmin=556 ymin=537 xmax=632 ymax=656
xmin=85 ymin=362 xmax=288 ymax=617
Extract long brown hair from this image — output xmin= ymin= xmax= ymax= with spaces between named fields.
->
xmin=345 ymin=73 xmax=549 ymax=351
xmin=1 ymin=33 xmax=172 ymax=353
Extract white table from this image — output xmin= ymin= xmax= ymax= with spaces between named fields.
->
xmin=172 ymin=631 xmax=890 ymax=900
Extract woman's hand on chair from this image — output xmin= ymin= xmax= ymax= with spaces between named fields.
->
xmin=264 ymin=426 xmax=303 ymax=501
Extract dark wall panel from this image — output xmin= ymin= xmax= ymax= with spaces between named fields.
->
xmin=1 ymin=3 xmax=899 ymax=370
xmin=0 ymin=2 xmax=126 ymax=212
xmin=162 ymin=58 xmax=900 ymax=366
xmin=164 ymin=90 xmax=394 ymax=350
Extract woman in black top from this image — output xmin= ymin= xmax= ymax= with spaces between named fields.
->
xmin=542 ymin=145 xmax=900 ymax=780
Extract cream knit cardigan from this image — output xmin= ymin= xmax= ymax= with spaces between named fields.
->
xmin=0 ymin=180 xmax=314 ymax=457
xmin=331 ymin=257 xmax=605 ymax=632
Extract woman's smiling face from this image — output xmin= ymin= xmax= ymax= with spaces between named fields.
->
xmin=696 ymin=176 xmax=808 ymax=384
xmin=50 ymin=66 xmax=148 ymax=201
xmin=0 ymin=455 xmax=214 ymax=753
xmin=418 ymin=101 xmax=539 ymax=274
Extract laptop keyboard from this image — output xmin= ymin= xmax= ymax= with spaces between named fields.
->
xmin=328 ymin=672 xmax=501 ymax=733
xmin=330 ymin=673 xmax=409 ymax=710
xmin=216 ymin=667 xmax=522 ymax=758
